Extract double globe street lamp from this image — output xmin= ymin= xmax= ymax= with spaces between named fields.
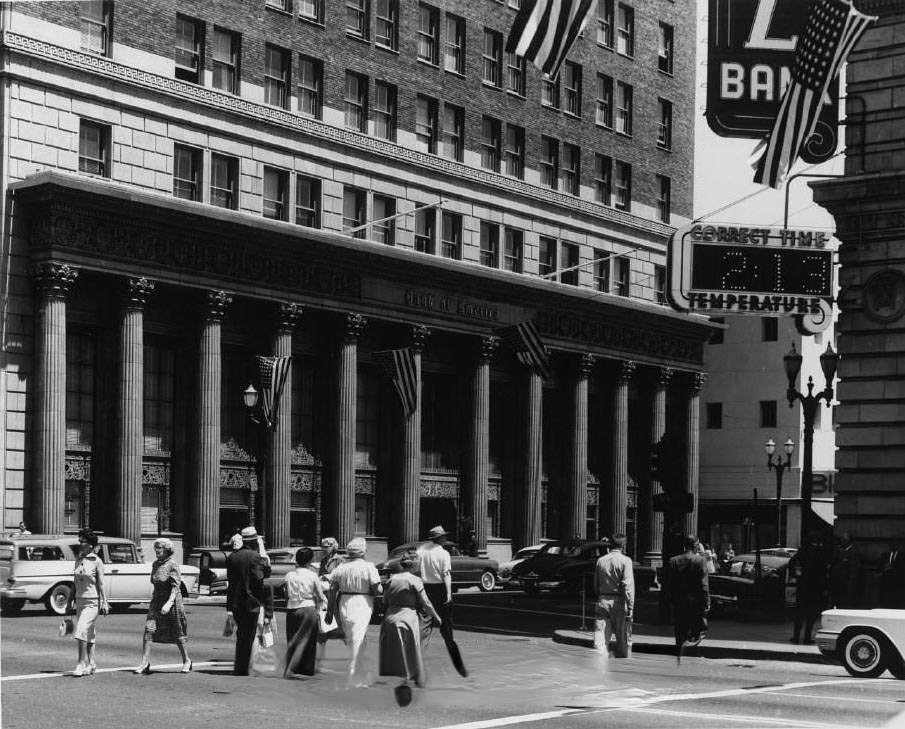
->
xmin=765 ymin=437 xmax=795 ymax=547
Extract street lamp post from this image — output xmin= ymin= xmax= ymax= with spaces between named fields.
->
xmin=782 ymin=342 xmax=839 ymax=548
xmin=765 ymin=437 xmax=795 ymax=547
xmin=242 ymin=383 xmax=269 ymax=531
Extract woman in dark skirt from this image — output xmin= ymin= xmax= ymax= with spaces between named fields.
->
xmin=283 ymin=547 xmax=325 ymax=678
xmin=134 ymin=538 xmax=191 ymax=674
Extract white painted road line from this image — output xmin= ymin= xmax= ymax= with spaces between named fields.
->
xmin=1 ymin=660 xmax=233 ymax=682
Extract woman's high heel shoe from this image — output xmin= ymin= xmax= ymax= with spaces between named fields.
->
xmin=180 ymin=660 xmax=192 ymax=674
xmin=87 ymin=663 xmax=97 ymax=675
xmin=133 ymin=662 xmax=151 ymax=675
xmin=72 ymin=663 xmax=86 ymax=677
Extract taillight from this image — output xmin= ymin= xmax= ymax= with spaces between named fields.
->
xmin=6 ymin=577 xmax=15 ymax=585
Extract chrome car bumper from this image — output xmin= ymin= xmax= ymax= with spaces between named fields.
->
xmin=814 ymin=630 xmax=839 ymax=656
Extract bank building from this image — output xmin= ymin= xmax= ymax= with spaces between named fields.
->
xmin=0 ymin=0 xmax=714 ymax=564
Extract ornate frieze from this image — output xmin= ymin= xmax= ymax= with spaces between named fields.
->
xmin=65 ymin=453 xmax=92 ymax=482
xmin=125 ymin=277 xmax=156 ymax=310
xmin=220 ymin=437 xmax=254 ymax=462
xmin=290 ymin=443 xmax=323 ymax=467
xmin=141 ymin=461 xmax=170 ymax=486
xmin=290 ymin=468 xmax=322 ymax=492
xmin=29 ymin=261 xmax=79 ymax=300
xmin=420 ymin=478 xmax=460 ymax=499
xmin=220 ymin=466 xmax=257 ymax=490
xmin=355 ymin=472 xmax=376 ymax=495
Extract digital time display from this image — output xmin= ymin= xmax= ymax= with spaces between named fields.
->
xmin=691 ymin=244 xmax=833 ymax=297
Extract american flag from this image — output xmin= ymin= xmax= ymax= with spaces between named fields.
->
xmin=752 ymin=0 xmax=875 ymax=188
xmin=373 ymin=348 xmax=418 ymax=416
xmin=255 ymin=355 xmax=292 ymax=429
xmin=498 ymin=321 xmax=551 ymax=380
xmin=506 ymin=0 xmax=597 ymax=81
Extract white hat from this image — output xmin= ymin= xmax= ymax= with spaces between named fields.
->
xmin=240 ymin=526 xmax=259 ymax=540
xmin=427 ymin=525 xmax=447 ymax=540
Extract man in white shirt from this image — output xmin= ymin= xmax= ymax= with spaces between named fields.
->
xmin=593 ymin=533 xmax=635 ymax=660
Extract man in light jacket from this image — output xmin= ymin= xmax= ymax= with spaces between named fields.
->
xmin=593 ymin=533 xmax=634 ymax=660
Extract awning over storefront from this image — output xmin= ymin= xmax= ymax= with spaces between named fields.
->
xmin=813 ymin=499 xmax=835 ymax=525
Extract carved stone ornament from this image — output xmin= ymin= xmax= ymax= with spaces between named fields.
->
xmin=658 ymin=367 xmax=674 ymax=389
xmin=420 ymin=478 xmax=459 ymax=499
xmin=126 ymin=277 xmax=156 ymax=310
xmin=29 ymin=262 xmax=79 ymax=300
xmin=277 ymin=302 xmax=304 ymax=332
xmin=220 ymin=466 xmax=257 ymax=490
xmin=479 ymin=335 xmax=500 ymax=363
xmin=205 ymin=290 xmax=232 ymax=322
xmin=587 ymin=484 xmax=599 ymax=507
xmin=344 ymin=313 xmax=367 ymax=340
xmin=65 ymin=453 xmax=92 ymax=482
xmin=411 ymin=324 xmax=431 ymax=351
xmin=690 ymin=371 xmax=708 ymax=393
xmin=578 ymin=353 xmax=596 ymax=379
xmin=220 ymin=437 xmax=254 ymax=462
xmin=487 ymin=481 xmax=501 ymax=501
xmin=618 ymin=360 xmax=637 ymax=384
xmin=141 ymin=461 xmax=170 ymax=486
xmin=863 ymin=269 xmax=905 ymax=324
xmin=290 ymin=442 xmax=323 ymax=467
xmin=355 ymin=472 xmax=376 ymax=495
xmin=290 ymin=468 xmax=322 ymax=492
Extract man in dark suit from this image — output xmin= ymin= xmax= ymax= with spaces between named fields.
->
xmin=789 ymin=531 xmax=829 ymax=644
xmin=226 ymin=526 xmax=273 ymax=676
xmin=830 ymin=531 xmax=862 ymax=608
xmin=667 ymin=534 xmax=710 ymax=664
xmin=879 ymin=540 xmax=905 ymax=609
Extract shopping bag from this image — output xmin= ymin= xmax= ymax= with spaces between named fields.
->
xmin=250 ymin=636 xmax=280 ymax=674
xmin=259 ymin=624 xmax=275 ymax=648
xmin=318 ymin=607 xmax=341 ymax=636
xmin=222 ymin=614 xmax=236 ymax=638
xmin=58 ymin=618 xmax=74 ymax=637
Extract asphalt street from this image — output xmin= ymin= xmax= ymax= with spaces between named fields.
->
xmin=2 ymin=594 xmax=904 ymax=729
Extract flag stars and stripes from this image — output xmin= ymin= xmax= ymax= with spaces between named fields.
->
xmin=254 ymin=355 xmax=292 ymax=429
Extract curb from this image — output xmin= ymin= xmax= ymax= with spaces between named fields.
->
xmin=552 ymin=629 xmax=830 ymax=664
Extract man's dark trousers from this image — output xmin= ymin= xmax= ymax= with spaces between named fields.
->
xmin=233 ymin=610 xmax=260 ymax=676
xmin=423 ymin=583 xmax=454 ymax=644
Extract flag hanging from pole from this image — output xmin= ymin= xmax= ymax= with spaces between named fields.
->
xmin=373 ymin=348 xmax=418 ymax=416
xmin=751 ymin=0 xmax=875 ymax=188
xmin=497 ymin=321 xmax=551 ymax=380
xmin=255 ymin=355 xmax=292 ymax=429
xmin=506 ymin=0 xmax=597 ymax=81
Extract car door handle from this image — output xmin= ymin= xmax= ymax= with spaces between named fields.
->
xmin=111 ymin=569 xmax=120 ymax=574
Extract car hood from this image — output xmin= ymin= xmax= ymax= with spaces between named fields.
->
xmin=512 ymin=554 xmax=576 ymax=576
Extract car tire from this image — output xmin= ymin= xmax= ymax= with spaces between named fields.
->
xmin=479 ymin=570 xmax=497 ymax=592
xmin=840 ymin=629 xmax=888 ymax=678
xmin=44 ymin=582 xmax=72 ymax=616
xmin=0 ymin=598 xmax=25 ymax=615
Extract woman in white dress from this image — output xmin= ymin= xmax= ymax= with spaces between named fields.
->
xmin=66 ymin=529 xmax=109 ymax=676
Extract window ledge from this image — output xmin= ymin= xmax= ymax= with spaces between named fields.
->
xmin=481 ymin=80 xmax=504 ymax=91
xmin=444 ymin=68 xmax=466 ymax=78
xmin=298 ymin=16 xmax=325 ymax=28
xmin=542 ymin=104 xmax=561 ymax=113
xmin=417 ymin=57 xmax=440 ymax=69
xmin=506 ymin=89 xmax=527 ymax=100
xmin=617 ymin=51 xmax=635 ymax=60
xmin=616 ymin=130 xmax=633 ymax=140
xmin=597 ymin=42 xmax=614 ymax=52
xmin=264 ymin=4 xmax=293 ymax=17
xmin=345 ymin=33 xmax=371 ymax=45
xmin=657 ymin=143 xmax=672 ymax=152
xmin=376 ymin=44 xmax=400 ymax=55
xmin=658 ymin=69 xmax=675 ymax=79
xmin=596 ymin=121 xmax=613 ymax=131
xmin=563 ymin=111 xmax=581 ymax=120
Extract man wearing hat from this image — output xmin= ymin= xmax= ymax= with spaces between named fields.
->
xmin=226 ymin=526 xmax=274 ymax=675
xmin=417 ymin=526 xmax=466 ymax=676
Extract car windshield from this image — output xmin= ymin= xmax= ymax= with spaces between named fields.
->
xmin=729 ymin=560 xmax=776 ymax=578
xmin=516 ymin=548 xmax=538 ymax=559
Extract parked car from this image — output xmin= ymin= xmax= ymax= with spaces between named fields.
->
xmin=0 ymin=534 xmax=200 ymax=616
xmin=263 ymin=547 xmax=323 ymax=600
xmin=377 ymin=541 xmax=499 ymax=592
xmin=816 ymin=608 xmax=905 ymax=679
xmin=190 ymin=545 xmax=322 ymax=600
xmin=708 ymin=549 xmax=796 ymax=615
xmin=498 ymin=543 xmax=547 ymax=585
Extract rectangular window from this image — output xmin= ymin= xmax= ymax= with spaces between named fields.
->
xmin=175 ymin=15 xmax=203 ymax=83
xmin=563 ymin=62 xmax=581 ymax=116
xmin=760 ymin=401 xmax=778 ymax=428
xmin=540 ymin=136 xmax=559 ymax=190
xmin=561 ymin=143 xmax=580 ymax=195
xmin=594 ymin=154 xmax=612 ymax=205
xmin=617 ymin=3 xmax=634 ymax=56
xmin=482 ymin=29 xmax=503 ymax=86
xmin=504 ymin=124 xmax=525 ymax=179
xmin=614 ymin=160 xmax=631 ymax=210
xmin=263 ymin=166 xmax=289 ymax=221
xmin=441 ymin=211 xmax=462 ymax=259
xmin=542 ymin=74 xmax=560 ymax=108
xmin=479 ymin=222 xmax=499 ymax=268
xmin=376 ymin=0 xmax=398 ymax=50
xmin=596 ymin=73 xmax=613 ymax=127
xmin=173 ymin=144 xmax=202 ymax=201
xmin=657 ymin=175 xmax=671 ymax=223
xmin=506 ymin=53 xmax=526 ymax=96
xmin=417 ymin=3 xmax=439 ymax=64
xmin=374 ymin=80 xmax=397 ymax=140
xmin=560 ymin=242 xmax=579 ymax=285
xmin=298 ymin=56 xmax=323 ymax=118
xmin=445 ymin=14 xmax=466 ymax=74
xmin=264 ymin=44 xmax=290 ymax=108
xmin=212 ymin=28 xmax=240 ymax=94
xmin=616 ymin=81 xmax=633 ymax=135
xmin=266 ymin=0 xmax=289 ymax=11
xmin=706 ymin=403 xmax=723 ymax=429
xmin=658 ymin=98 xmax=673 ymax=149
xmin=210 ymin=153 xmax=238 ymax=209
xmin=299 ymin=0 xmax=324 ymax=23
xmin=480 ymin=116 xmax=501 ymax=172
xmin=616 ymin=257 xmax=630 ymax=296
xmin=80 ymin=1 xmax=111 ymax=56
xmin=373 ymin=194 xmax=396 ymax=245
xmin=441 ymin=103 xmax=464 ymax=161
xmin=343 ymin=187 xmax=367 ymax=239
xmin=539 ymin=236 xmax=557 ymax=278
xmin=659 ymin=22 xmax=674 ymax=74
xmin=415 ymin=205 xmax=435 ymax=254
xmin=597 ymin=0 xmax=613 ymax=47
xmin=78 ymin=119 xmax=110 ymax=176
xmin=416 ymin=95 xmax=439 ymax=153
xmin=295 ymin=175 xmax=321 ymax=228
xmin=762 ymin=317 xmax=779 ymax=341
xmin=655 ymin=265 xmax=667 ymax=304
xmin=593 ymin=250 xmax=610 ymax=292
xmin=504 ymin=228 xmax=523 ymax=273
xmin=346 ymin=0 xmax=370 ymax=39
xmin=344 ymin=71 xmax=368 ymax=131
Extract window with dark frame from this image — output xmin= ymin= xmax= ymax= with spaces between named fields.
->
xmin=175 ymin=15 xmax=203 ymax=83
xmin=504 ymin=228 xmax=523 ymax=273
xmin=212 ymin=28 xmax=239 ymax=94
xmin=760 ymin=400 xmax=778 ymax=428
xmin=80 ymin=1 xmax=111 ymax=56
xmin=266 ymin=0 xmax=289 ymax=11
xmin=616 ymin=81 xmax=633 ymax=135
xmin=506 ymin=53 xmax=526 ymax=96
xmin=480 ymin=221 xmax=499 ymax=268
xmin=542 ymin=74 xmax=560 ymax=109
xmin=298 ymin=55 xmax=322 ymax=118
xmin=415 ymin=205 xmax=436 ymax=253
xmin=445 ymin=13 xmax=466 ymax=74
xmin=343 ymin=186 xmax=367 ymax=239
xmin=441 ymin=211 xmax=462 ymax=259
xmin=344 ymin=71 xmax=368 ymax=131
xmin=616 ymin=3 xmax=634 ymax=56
xmin=593 ymin=250 xmax=610 ymax=292
xmin=539 ymin=236 xmax=557 ymax=279
xmin=657 ymin=175 xmax=671 ymax=223
xmin=762 ymin=317 xmax=779 ymax=341
xmin=594 ymin=153 xmax=612 ymax=205
xmin=659 ymin=22 xmax=674 ymax=74
xmin=295 ymin=175 xmax=321 ymax=228
xmin=482 ymin=29 xmax=503 ymax=86
xmin=173 ymin=144 xmax=202 ymax=201
xmin=655 ymin=264 xmax=667 ymax=303
xmin=264 ymin=44 xmax=290 ymax=108
xmin=658 ymin=98 xmax=673 ymax=149
xmin=597 ymin=0 xmax=614 ymax=47
xmin=560 ymin=242 xmax=579 ymax=285
xmin=299 ymin=0 xmax=323 ymax=23
xmin=346 ymin=0 xmax=370 ymax=39
xmin=78 ymin=119 xmax=110 ymax=176
xmin=480 ymin=116 xmax=501 ymax=172
xmin=374 ymin=80 xmax=397 ymax=140
xmin=706 ymin=402 xmax=723 ymax=429
xmin=561 ymin=143 xmax=580 ymax=195
xmin=541 ymin=136 xmax=559 ymax=189
xmin=563 ymin=62 xmax=581 ymax=116
xmin=210 ymin=153 xmax=238 ymax=209
xmin=616 ymin=256 xmax=630 ymax=296
xmin=614 ymin=160 xmax=631 ymax=210
xmin=504 ymin=123 xmax=525 ymax=179
xmin=596 ymin=73 xmax=613 ymax=127
xmin=442 ymin=103 xmax=464 ymax=161
xmin=376 ymin=0 xmax=398 ymax=50
xmin=263 ymin=167 xmax=289 ymax=221
xmin=373 ymin=194 xmax=396 ymax=245
xmin=416 ymin=95 xmax=439 ymax=153
xmin=417 ymin=3 xmax=439 ymax=64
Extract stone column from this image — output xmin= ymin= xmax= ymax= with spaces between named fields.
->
xmin=567 ymin=354 xmax=594 ymax=539
xmin=644 ymin=367 xmax=672 ymax=565
xmin=267 ymin=303 xmax=302 ymax=548
xmin=334 ymin=313 xmax=366 ymax=546
xmin=401 ymin=325 xmax=430 ymax=543
xmin=610 ymin=360 xmax=636 ymax=537
xmin=519 ymin=368 xmax=544 ymax=549
xmin=685 ymin=372 xmax=706 ymax=536
xmin=30 ymin=263 xmax=78 ymax=534
xmin=115 ymin=277 xmax=155 ymax=544
xmin=464 ymin=335 xmax=498 ymax=553
xmin=194 ymin=290 xmax=231 ymax=547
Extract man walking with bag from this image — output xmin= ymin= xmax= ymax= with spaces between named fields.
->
xmin=668 ymin=534 xmax=710 ymax=664
xmin=226 ymin=526 xmax=274 ymax=676
xmin=593 ymin=533 xmax=634 ymax=661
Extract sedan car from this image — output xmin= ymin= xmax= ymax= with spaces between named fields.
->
xmin=817 ymin=608 xmax=905 ymax=679
xmin=191 ymin=545 xmax=322 ymax=599
xmin=0 ymin=534 xmax=200 ymax=615
xmin=510 ymin=540 xmax=610 ymax=594
xmin=498 ymin=543 xmax=547 ymax=585
xmin=377 ymin=541 xmax=499 ymax=591
xmin=708 ymin=550 xmax=795 ymax=615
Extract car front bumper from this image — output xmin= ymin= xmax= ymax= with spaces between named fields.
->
xmin=814 ymin=630 xmax=839 ymax=657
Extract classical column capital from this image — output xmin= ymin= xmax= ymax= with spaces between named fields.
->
xmin=689 ymin=371 xmax=708 ymax=393
xmin=618 ymin=360 xmax=637 ymax=384
xmin=411 ymin=324 xmax=430 ymax=352
xmin=29 ymin=262 xmax=79 ymax=300
xmin=344 ymin=313 xmax=367 ymax=340
xmin=125 ymin=277 xmax=156 ymax=310
xmin=204 ymin=290 xmax=232 ymax=322
xmin=277 ymin=302 xmax=303 ymax=332
xmin=657 ymin=366 xmax=675 ymax=389
xmin=478 ymin=335 xmax=500 ymax=363
xmin=578 ymin=353 xmax=596 ymax=380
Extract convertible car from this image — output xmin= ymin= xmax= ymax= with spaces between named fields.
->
xmin=816 ymin=608 xmax=905 ymax=679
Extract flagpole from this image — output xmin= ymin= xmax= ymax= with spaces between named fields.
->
xmin=344 ymin=198 xmax=446 ymax=237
